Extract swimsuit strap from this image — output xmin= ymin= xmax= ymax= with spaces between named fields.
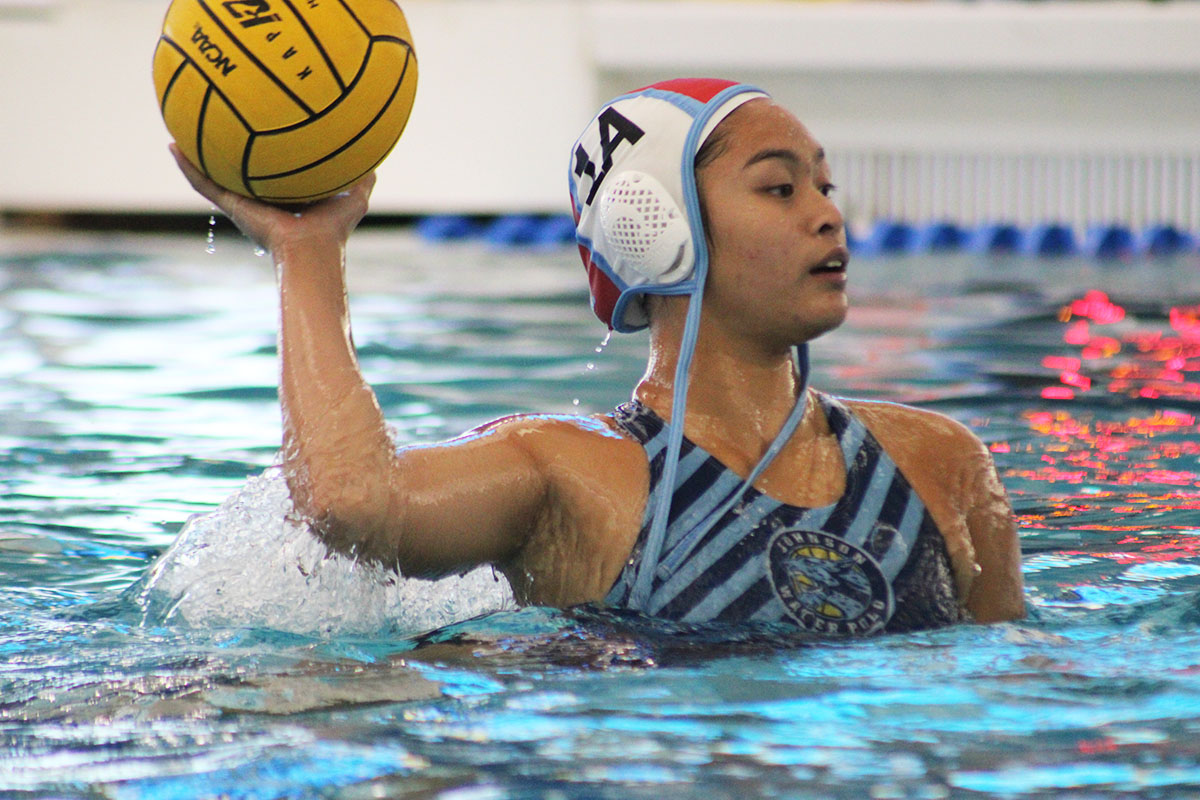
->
xmin=619 ymin=347 xmax=810 ymax=606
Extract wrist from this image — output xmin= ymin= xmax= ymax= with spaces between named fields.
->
xmin=272 ymin=234 xmax=346 ymax=277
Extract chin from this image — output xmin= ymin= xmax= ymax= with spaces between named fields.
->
xmin=793 ymin=306 xmax=847 ymax=344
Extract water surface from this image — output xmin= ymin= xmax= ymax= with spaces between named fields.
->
xmin=2 ymin=227 xmax=1200 ymax=798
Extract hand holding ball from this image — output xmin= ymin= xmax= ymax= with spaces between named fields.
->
xmin=153 ymin=0 xmax=417 ymax=204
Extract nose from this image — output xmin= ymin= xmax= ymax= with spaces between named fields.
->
xmin=813 ymin=191 xmax=844 ymax=238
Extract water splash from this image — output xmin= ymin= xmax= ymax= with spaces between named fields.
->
xmin=127 ymin=468 xmax=515 ymax=636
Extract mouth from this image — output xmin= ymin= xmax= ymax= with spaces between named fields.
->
xmin=809 ymin=247 xmax=850 ymax=276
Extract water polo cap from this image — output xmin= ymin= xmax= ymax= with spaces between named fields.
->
xmin=569 ymin=78 xmax=769 ymax=333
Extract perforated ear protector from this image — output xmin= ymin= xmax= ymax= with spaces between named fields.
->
xmin=598 ymin=171 xmax=692 ymax=282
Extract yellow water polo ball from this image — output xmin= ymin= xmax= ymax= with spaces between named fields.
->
xmin=153 ymin=0 xmax=417 ymax=204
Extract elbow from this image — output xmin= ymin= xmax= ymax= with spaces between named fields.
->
xmin=970 ymin=594 xmax=1028 ymax=624
xmin=284 ymin=457 xmax=400 ymax=570
xmin=283 ymin=457 xmax=451 ymax=579
xmin=965 ymin=562 xmax=1027 ymax=624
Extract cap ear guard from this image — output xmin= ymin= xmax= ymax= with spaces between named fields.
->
xmin=598 ymin=171 xmax=693 ymax=282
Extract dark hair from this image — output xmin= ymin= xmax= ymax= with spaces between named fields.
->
xmin=693 ymin=126 xmax=731 ymax=244
xmin=694 ymin=126 xmax=731 ymax=173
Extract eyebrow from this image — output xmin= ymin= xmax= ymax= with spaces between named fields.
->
xmin=743 ymin=147 xmax=825 ymax=170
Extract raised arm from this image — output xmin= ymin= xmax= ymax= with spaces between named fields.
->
xmin=168 ymin=148 xmax=556 ymax=581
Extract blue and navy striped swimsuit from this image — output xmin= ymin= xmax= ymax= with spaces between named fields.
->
xmin=605 ymin=393 xmax=965 ymax=635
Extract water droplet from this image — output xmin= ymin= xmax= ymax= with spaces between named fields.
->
xmin=572 ymin=398 xmax=580 ymax=407
xmin=205 ymin=214 xmax=216 ymax=255
xmin=253 ymin=246 xmax=267 ymax=258
xmin=586 ymin=362 xmax=596 ymax=371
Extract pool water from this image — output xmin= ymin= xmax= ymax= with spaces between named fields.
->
xmin=3 ymin=225 xmax=1200 ymax=798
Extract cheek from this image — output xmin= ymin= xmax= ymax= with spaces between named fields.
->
xmin=723 ymin=237 xmax=792 ymax=292
xmin=708 ymin=210 xmax=783 ymax=268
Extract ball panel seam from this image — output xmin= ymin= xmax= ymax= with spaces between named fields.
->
xmin=195 ymin=0 xmax=316 ymax=117
xmin=246 ymin=40 xmax=413 ymax=180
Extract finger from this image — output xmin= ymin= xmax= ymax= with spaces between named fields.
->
xmin=168 ymin=143 xmax=240 ymax=212
xmin=312 ymin=172 xmax=376 ymax=210
xmin=357 ymin=172 xmax=377 ymax=197
xmin=344 ymin=172 xmax=376 ymax=214
xmin=170 ymin=143 xmax=288 ymax=250
xmin=295 ymin=172 xmax=376 ymax=230
xmin=336 ymin=173 xmax=377 ymax=232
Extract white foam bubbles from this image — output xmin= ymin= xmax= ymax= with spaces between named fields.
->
xmin=130 ymin=467 xmax=516 ymax=636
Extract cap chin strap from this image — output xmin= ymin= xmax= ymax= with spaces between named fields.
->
xmin=627 ymin=295 xmax=812 ymax=610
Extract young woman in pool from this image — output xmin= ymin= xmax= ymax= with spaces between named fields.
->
xmin=171 ymin=79 xmax=1025 ymax=634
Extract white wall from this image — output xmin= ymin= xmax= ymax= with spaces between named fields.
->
xmin=2 ymin=0 xmax=1199 ymax=221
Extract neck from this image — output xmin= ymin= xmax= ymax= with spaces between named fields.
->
xmin=635 ymin=313 xmax=807 ymax=464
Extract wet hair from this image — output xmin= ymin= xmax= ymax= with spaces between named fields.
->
xmin=694 ymin=123 xmax=731 ymax=173
xmin=693 ymin=124 xmax=731 ymax=245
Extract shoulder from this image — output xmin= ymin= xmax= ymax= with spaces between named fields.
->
xmin=836 ymin=396 xmax=1018 ymax=613
xmin=464 ymin=411 xmax=649 ymax=605
xmin=464 ymin=410 xmax=646 ymax=463
xmin=836 ymin=395 xmax=1003 ymax=531
xmin=838 ymin=397 xmax=992 ymax=467
xmin=461 ymin=410 xmax=650 ymax=509
xmin=407 ymin=410 xmax=649 ymax=515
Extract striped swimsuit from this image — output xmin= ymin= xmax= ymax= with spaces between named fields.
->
xmin=605 ymin=393 xmax=965 ymax=635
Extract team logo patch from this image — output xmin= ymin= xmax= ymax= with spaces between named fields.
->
xmin=768 ymin=528 xmax=894 ymax=635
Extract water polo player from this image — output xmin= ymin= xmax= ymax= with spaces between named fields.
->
xmin=170 ymin=78 xmax=1025 ymax=634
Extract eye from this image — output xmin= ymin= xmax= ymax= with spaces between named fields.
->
xmin=820 ymin=183 xmax=838 ymax=198
xmin=767 ymin=184 xmax=794 ymax=198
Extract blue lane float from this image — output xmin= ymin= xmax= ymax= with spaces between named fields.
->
xmin=414 ymin=214 xmax=480 ymax=241
xmin=846 ymin=220 xmax=916 ymax=257
xmin=416 ymin=214 xmax=1198 ymax=259
xmin=1139 ymin=224 xmax=1195 ymax=257
xmin=1023 ymin=223 xmax=1079 ymax=258
xmin=481 ymin=214 xmax=545 ymax=247
xmin=417 ymin=214 xmax=579 ymax=248
xmin=528 ymin=214 xmax=577 ymax=249
xmin=916 ymin=221 xmax=970 ymax=252
xmin=1085 ymin=224 xmax=1137 ymax=259
xmin=969 ymin=223 xmax=1023 ymax=254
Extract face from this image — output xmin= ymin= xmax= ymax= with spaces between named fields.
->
xmin=695 ymin=99 xmax=849 ymax=351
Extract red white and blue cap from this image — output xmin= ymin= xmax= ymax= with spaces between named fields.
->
xmin=569 ymin=78 xmax=769 ymax=333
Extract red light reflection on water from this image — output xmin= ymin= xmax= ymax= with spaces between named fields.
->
xmin=1000 ymin=291 xmax=1200 ymax=583
xmin=1041 ymin=292 xmax=1200 ymax=401
xmin=1009 ymin=409 xmax=1198 ymax=484
xmin=1002 ymin=408 xmax=1200 ymax=534
xmin=1068 ymin=290 xmax=1126 ymax=325
xmin=1059 ymin=531 xmax=1200 ymax=565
